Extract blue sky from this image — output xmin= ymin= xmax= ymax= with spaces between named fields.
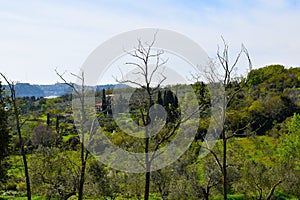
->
xmin=0 ymin=0 xmax=299 ymax=84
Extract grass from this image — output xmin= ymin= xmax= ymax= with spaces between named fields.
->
xmin=0 ymin=196 xmax=43 ymax=200
xmin=232 ymin=136 xmax=278 ymax=162
xmin=62 ymin=134 xmax=75 ymax=142
xmin=214 ymin=194 xmax=245 ymax=200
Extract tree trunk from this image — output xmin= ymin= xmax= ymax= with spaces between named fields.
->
xmin=13 ymin=89 xmax=31 ymax=200
xmin=78 ymin=81 xmax=87 ymax=200
xmin=266 ymin=180 xmax=283 ymax=200
xmin=63 ymin=191 xmax=76 ymax=200
xmin=222 ymin=130 xmax=227 ymax=200
xmin=201 ymin=187 xmax=209 ymax=200
xmin=203 ymin=192 xmax=209 ymax=200
xmin=144 ymin=135 xmax=150 ymax=200
xmin=78 ymin=153 xmax=86 ymax=200
xmin=21 ymin=145 xmax=31 ymax=200
xmin=144 ymin=170 xmax=151 ymax=200
xmin=0 ymin=74 xmax=32 ymax=200
xmin=78 ymin=124 xmax=89 ymax=200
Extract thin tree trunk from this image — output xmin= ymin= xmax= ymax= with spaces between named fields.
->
xmin=78 ymin=140 xmax=89 ymax=200
xmin=63 ymin=191 xmax=76 ymax=200
xmin=78 ymin=143 xmax=86 ymax=200
xmin=0 ymin=74 xmax=32 ymax=200
xmin=78 ymin=80 xmax=87 ymax=200
xmin=222 ymin=130 xmax=227 ymax=200
xmin=266 ymin=180 xmax=283 ymax=200
xmin=144 ymin=85 xmax=153 ymax=200
xmin=258 ymin=186 xmax=262 ymax=200
xmin=144 ymin=130 xmax=150 ymax=200
xmin=55 ymin=70 xmax=89 ymax=200
xmin=78 ymin=160 xmax=87 ymax=200
xmin=144 ymin=170 xmax=151 ymax=200
xmin=114 ymin=36 xmax=168 ymax=200
xmin=12 ymin=86 xmax=31 ymax=200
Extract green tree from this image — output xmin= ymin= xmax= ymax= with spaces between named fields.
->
xmin=31 ymin=124 xmax=56 ymax=147
xmin=0 ymin=73 xmax=31 ymax=199
xmin=278 ymin=113 xmax=300 ymax=176
xmin=163 ymin=89 xmax=180 ymax=123
xmin=157 ymin=90 xmax=163 ymax=106
xmin=246 ymin=65 xmax=285 ymax=87
xmin=234 ymin=137 xmax=284 ymax=200
xmin=87 ymin=160 xmax=121 ymax=199
xmin=30 ymin=147 xmax=77 ymax=199
xmin=0 ymin=81 xmax=10 ymax=186
xmin=102 ymin=89 xmax=107 ymax=114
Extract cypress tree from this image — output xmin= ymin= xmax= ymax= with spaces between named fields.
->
xmin=46 ymin=113 xmax=50 ymax=126
xmin=157 ymin=90 xmax=163 ymax=106
xmin=102 ymin=89 xmax=107 ymax=114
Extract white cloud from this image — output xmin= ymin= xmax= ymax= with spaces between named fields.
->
xmin=0 ymin=0 xmax=299 ymax=84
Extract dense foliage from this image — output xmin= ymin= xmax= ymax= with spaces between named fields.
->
xmin=0 ymin=65 xmax=300 ymax=199
xmin=0 ymin=81 xmax=10 ymax=186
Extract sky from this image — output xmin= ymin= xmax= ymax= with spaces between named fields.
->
xmin=0 ymin=0 xmax=300 ymax=84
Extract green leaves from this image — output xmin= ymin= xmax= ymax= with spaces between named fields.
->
xmin=279 ymin=113 xmax=300 ymax=160
xmin=0 ymin=81 xmax=10 ymax=185
xmin=246 ymin=65 xmax=285 ymax=87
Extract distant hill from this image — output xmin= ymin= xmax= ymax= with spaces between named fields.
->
xmin=3 ymin=83 xmax=125 ymax=98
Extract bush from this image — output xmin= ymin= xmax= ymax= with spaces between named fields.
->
xmin=273 ymin=191 xmax=298 ymax=200
xmin=5 ymin=182 xmax=17 ymax=191
xmin=227 ymin=194 xmax=245 ymax=200
xmin=16 ymin=182 xmax=26 ymax=192
xmin=215 ymin=194 xmax=245 ymax=200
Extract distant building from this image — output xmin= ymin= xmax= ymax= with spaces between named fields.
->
xmin=95 ymin=103 xmax=103 ymax=111
xmin=95 ymin=94 xmax=114 ymax=112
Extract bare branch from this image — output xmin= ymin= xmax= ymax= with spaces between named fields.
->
xmin=55 ymin=69 xmax=84 ymax=104
xmin=266 ymin=179 xmax=284 ymax=200
xmin=199 ymin=144 xmax=223 ymax=174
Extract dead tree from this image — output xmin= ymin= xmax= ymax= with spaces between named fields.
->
xmin=0 ymin=73 xmax=31 ymax=200
xmin=55 ymin=70 xmax=96 ymax=200
xmin=115 ymin=33 xmax=207 ymax=200
xmin=115 ymin=35 xmax=168 ymax=200
xmin=194 ymin=37 xmax=252 ymax=200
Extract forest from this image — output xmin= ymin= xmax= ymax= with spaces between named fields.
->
xmin=1 ymin=36 xmax=300 ymax=200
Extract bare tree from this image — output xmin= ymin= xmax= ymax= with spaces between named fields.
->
xmin=55 ymin=70 xmax=96 ymax=200
xmin=194 ymin=38 xmax=252 ymax=200
xmin=217 ymin=38 xmax=252 ymax=200
xmin=115 ymin=35 xmax=168 ymax=200
xmin=114 ymin=34 xmax=202 ymax=200
xmin=0 ymin=73 xmax=31 ymax=200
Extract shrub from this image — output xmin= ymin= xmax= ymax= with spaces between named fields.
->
xmin=16 ymin=182 xmax=26 ymax=192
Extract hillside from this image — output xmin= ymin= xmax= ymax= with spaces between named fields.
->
xmin=3 ymin=83 xmax=122 ymax=98
xmin=1 ymin=65 xmax=300 ymax=199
